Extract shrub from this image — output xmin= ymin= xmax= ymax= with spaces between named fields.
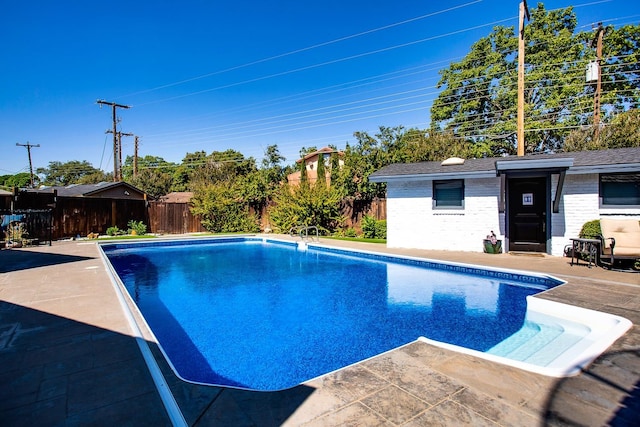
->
xmin=344 ymin=228 xmax=358 ymax=238
xmin=127 ymin=220 xmax=147 ymax=236
xmin=361 ymin=215 xmax=377 ymax=239
xmin=334 ymin=227 xmax=358 ymax=238
xmin=579 ymin=220 xmax=601 ymax=239
xmin=362 ymin=215 xmax=386 ymax=239
xmin=375 ymin=219 xmax=387 ymax=240
xmin=106 ymin=226 xmax=121 ymax=236
xmin=190 ymin=181 xmax=260 ymax=233
xmin=268 ymin=182 xmax=344 ymax=234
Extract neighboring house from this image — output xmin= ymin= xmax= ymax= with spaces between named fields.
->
xmin=287 ymin=147 xmax=344 ymax=186
xmin=157 ymin=191 xmax=194 ymax=203
xmin=369 ymin=147 xmax=640 ymax=256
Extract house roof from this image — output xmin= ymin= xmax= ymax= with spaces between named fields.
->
xmin=296 ymin=147 xmax=344 ymax=163
xmin=33 ymin=182 xmax=146 ymax=198
xmin=157 ymin=192 xmax=194 ymax=203
xmin=369 ymin=147 xmax=640 ymax=182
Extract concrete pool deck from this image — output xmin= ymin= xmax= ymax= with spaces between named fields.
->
xmin=0 ymin=236 xmax=638 ymax=426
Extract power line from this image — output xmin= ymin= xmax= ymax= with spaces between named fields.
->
xmin=103 ymin=7 xmax=639 ymax=165
xmin=135 ymin=16 xmax=517 ymax=108
xmin=115 ymin=1 xmax=483 ymax=101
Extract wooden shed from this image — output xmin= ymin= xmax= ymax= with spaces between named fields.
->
xmin=12 ymin=182 xmax=148 ymax=240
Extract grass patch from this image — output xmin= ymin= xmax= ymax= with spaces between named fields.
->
xmin=324 ymin=236 xmax=386 ymax=244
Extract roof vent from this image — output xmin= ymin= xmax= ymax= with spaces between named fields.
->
xmin=441 ymin=157 xmax=465 ymax=166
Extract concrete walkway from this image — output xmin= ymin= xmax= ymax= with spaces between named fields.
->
xmin=0 ymin=237 xmax=638 ymax=426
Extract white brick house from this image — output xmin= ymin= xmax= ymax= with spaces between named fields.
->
xmin=369 ymin=148 xmax=640 ymax=256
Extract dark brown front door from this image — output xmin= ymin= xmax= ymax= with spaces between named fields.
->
xmin=508 ymin=177 xmax=547 ymax=252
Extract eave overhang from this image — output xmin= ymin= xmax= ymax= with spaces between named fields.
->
xmin=566 ymin=163 xmax=640 ymax=175
xmin=368 ymin=170 xmax=495 ymax=183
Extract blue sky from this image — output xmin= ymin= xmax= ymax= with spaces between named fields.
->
xmin=1 ymin=0 xmax=638 ymax=176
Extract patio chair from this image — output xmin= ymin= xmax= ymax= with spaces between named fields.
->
xmin=598 ymin=218 xmax=640 ymax=269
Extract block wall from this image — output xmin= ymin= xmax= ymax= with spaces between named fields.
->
xmin=386 ymin=178 xmax=504 ymax=252
xmin=386 ymin=173 xmax=639 ymax=256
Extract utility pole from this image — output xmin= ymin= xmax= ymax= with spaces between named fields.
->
xmin=118 ymin=132 xmax=133 ymax=180
xmin=592 ymin=23 xmax=604 ymax=140
xmin=105 ymin=130 xmax=133 ymax=181
xmin=133 ymin=136 xmax=139 ymax=178
xmin=16 ymin=141 xmax=40 ymax=188
xmin=517 ymin=0 xmax=530 ymax=157
xmin=97 ymin=100 xmax=130 ymax=181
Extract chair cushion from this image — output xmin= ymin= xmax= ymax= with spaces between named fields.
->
xmin=613 ymin=231 xmax=640 ymax=249
xmin=600 ymin=219 xmax=640 ymax=249
xmin=613 ymin=245 xmax=640 ymax=257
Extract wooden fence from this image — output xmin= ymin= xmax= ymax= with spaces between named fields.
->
xmin=146 ymin=198 xmax=386 ymax=235
xmin=54 ymin=198 xmax=148 ymax=239
xmin=340 ymin=198 xmax=387 ymax=231
xmin=148 ymin=202 xmax=206 ymax=234
xmin=2 ymin=192 xmax=386 ymax=239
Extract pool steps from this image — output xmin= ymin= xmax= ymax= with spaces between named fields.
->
xmin=487 ymin=315 xmax=587 ymax=366
xmin=421 ymin=296 xmax=631 ymax=377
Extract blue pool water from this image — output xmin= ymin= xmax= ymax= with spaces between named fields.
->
xmin=102 ymin=238 xmax=562 ymax=391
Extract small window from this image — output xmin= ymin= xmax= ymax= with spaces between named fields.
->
xmin=600 ymin=173 xmax=640 ymax=207
xmin=433 ymin=179 xmax=464 ymax=209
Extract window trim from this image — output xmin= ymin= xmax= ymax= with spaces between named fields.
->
xmin=599 ymin=172 xmax=640 ymax=208
xmin=433 ymin=179 xmax=465 ymax=210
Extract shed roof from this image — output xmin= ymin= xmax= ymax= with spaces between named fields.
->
xmin=33 ymin=182 xmax=146 ymax=199
xmin=369 ymin=147 xmax=640 ymax=182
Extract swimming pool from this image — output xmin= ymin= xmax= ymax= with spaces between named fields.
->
xmin=101 ymin=237 xmax=631 ymax=391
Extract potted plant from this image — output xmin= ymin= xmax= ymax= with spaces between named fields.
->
xmin=483 ymin=230 xmax=502 ymax=254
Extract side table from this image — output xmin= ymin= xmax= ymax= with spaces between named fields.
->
xmin=570 ymin=238 xmax=601 ymax=268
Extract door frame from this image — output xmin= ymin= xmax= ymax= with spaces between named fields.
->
xmin=505 ymin=172 xmax=551 ymax=254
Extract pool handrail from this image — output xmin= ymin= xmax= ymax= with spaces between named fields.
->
xmin=289 ymin=224 xmax=319 ymax=242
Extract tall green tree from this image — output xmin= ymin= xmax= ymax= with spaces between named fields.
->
xmin=563 ymin=109 xmax=640 ymax=151
xmin=430 ymin=4 xmax=640 ymax=154
xmin=36 ymin=160 xmax=104 ymax=186
xmin=122 ymin=155 xmax=176 ymax=198
xmin=191 ymin=149 xmax=256 ymax=184
xmin=332 ymin=126 xmax=478 ymax=200
xmin=77 ymin=170 xmax=112 ymax=184
xmin=239 ymin=145 xmax=286 ymax=214
xmin=316 ymin=153 xmax=326 ymax=187
xmin=170 ymin=151 xmax=208 ymax=192
xmin=1 ymin=173 xmax=33 ymax=189
xmin=122 ymin=155 xmax=176 ymax=181
xmin=129 ymin=168 xmax=173 ymax=199
xmin=260 ymin=144 xmax=285 ymax=186
xmin=331 ymin=128 xmax=394 ymax=200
